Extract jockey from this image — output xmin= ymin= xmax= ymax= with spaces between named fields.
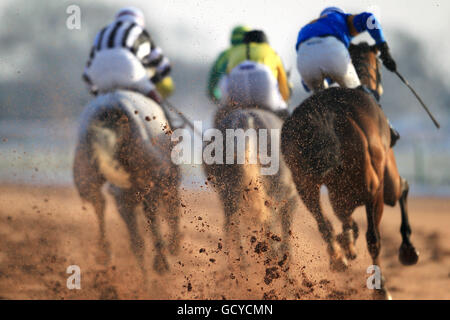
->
xmin=82 ymin=7 xmax=175 ymax=106
xmin=207 ymin=25 xmax=251 ymax=104
xmin=295 ymin=6 xmax=400 ymax=146
xmin=223 ymin=30 xmax=291 ymax=119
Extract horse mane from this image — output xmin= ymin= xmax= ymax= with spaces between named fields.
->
xmin=349 ymin=41 xmax=382 ymax=97
xmin=349 ymin=41 xmax=373 ymax=66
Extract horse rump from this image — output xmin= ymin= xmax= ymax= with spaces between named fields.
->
xmin=281 ymin=99 xmax=341 ymax=178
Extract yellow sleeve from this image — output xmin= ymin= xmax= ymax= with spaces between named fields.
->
xmin=156 ymin=76 xmax=175 ymax=99
xmin=276 ymin=55 xmax=290 ymax=102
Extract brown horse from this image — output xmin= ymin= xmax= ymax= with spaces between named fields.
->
xmin=281 ymin=42 xmax=419 ymax=299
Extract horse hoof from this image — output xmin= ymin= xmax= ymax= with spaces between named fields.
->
xmin=168 ymin=236 xmax=181 ymax=256
xmin=330 ymin=256 xmax=348 ymax=272
xmin=96 ymin=252 xmax=111 ymax=266
xmin=96 ymin=244 xmax=112 ymax=266
xmin=336 ymin=234 xmax=357 ymax=260
xmin=346 ymin=251 xmax=357 ymax=260
xmin=399 ymin=243 xmax=419 ymax=266
xmin=153 ymin=255 xmax=169 ymax=274
xmin=373 ymin=288 xmax=392 ymax=300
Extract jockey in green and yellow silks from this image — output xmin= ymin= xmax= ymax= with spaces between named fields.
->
xmin=207 ymin=25 xmax=251 ymax=103
xmin=222 ymin=30 xmax=290 ymax=116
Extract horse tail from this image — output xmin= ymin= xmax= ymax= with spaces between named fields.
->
xmin=86 ymin=108 xmax=133 ymax=189
xmin=214 ymin=109 xmax=271 ymax=223
xmin=282 ymin=107 xmax=341 ymax=178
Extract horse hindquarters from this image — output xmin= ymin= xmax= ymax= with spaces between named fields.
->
xmin=281 ymin=108 xmax=348 ymax=271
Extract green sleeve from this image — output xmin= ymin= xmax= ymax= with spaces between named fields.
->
xmin=207 ymin=49 xmax=230 ymax=101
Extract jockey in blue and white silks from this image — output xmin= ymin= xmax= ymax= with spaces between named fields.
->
xmin=295 ymin=7 xmax=397 ymax=93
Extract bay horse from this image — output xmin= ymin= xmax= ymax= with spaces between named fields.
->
xmin=73 ymin=90 xmax=181 ymax=277
xmin=204 ymin=104 xmax=299 ymax=272
xmin=281 ymin=42 xmax=419 ymax=299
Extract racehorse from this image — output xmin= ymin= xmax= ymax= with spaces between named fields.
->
xmin=281 ymin=42 xmax=419 ymax=299
xmin=204 ymin=102 xmax=299 ymax=272
xmin=73 ymin=90 xmax=181 ymax=276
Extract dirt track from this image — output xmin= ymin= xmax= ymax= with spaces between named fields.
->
xmin=0 ymin=184 xmax=448 ymax=300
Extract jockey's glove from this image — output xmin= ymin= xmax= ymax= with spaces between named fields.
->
xmin=378 ymin=42 xmax=397 ymax=72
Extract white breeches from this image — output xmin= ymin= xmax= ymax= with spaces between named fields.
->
xmin=222 ymin=61 xmax=287 ymax=111
xmin=297 ymin=36 xmax=361 ymax=91
xmin=85 ymin=48 xmax=154 ymax=95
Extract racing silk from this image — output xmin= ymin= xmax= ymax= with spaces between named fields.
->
xmin=226 ymin=42 xmax=290 ymax=102
xmin=207 ymin=47 xmax=233 ymax=101
xmin=295 ymin=11 xmax=386 ymax=50
xmin=85 ymin=20 xmax=174 ymax=98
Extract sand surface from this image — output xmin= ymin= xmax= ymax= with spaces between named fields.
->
xmin=0 ymin=184 xmax=448 ymax=300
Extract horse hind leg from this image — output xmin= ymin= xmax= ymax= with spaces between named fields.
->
xmin=73 ymin=145 xmax=111 ymax=266
xmin=92 ymin=192 xmax=111 ymax=265
xmin=297 ymin=182 xmax=348 ymax=271
xmin=336 ymin=219 xmax=359 ymax=260
xmin=264 ymin=171 xmax=296 ymax=267
xmin=279 ymin=197 xmax=295 ymax=264
xmin=365 ymin=189 xmax=391 ymax=300
xmin=329 ymin=190 xmax=358 ymax=260
xmin=398 ymin=179 xmax=419 ymax=266
xmin=166 ymin=182 xmax=182 ymax=256
xmin=216 ymin=171 xmax=244 ymax=271
xmin=110 ymin=188 xmax=146 ymax=278
xmin=335 ymin=216 xmax=358 ymax=261
xmin=143 ymin=196 xmax=169 ymax=274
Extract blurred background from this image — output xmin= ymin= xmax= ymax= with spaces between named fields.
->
xmin=0 ymin=0 xmax=449 ymax=195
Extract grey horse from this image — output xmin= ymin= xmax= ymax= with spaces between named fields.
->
xmin=73 ymin=90 xmax=181 ymax=276
xmin=204 ymin=107 xmax=299 ymax=271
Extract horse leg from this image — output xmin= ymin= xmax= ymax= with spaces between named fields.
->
xmin=142 ymin=196 xmax=169 ymax=274
xmin=328 ymin=190 xmax=358 ymax=260
xmin=335 ymin=213 xmax=358 ymax=261
xmin=365 ymin=189 xmax=391 ymax=300
xmin=279 ymin=196 xmax=295 ymax=267
xmin=398 ymin=178 xmax=419 ymax=265
xmin=166 ymin=185 xmax=182 ymax=256
xmin=93 ymin=192 xmax=111 ymax=265
xmin=383 ymin=150 xmax=419 ymax=265
xmin=111 ymin=188 xmax=146 ymax=277
xmin=337 ymin=218 xmax=359 ymax=260
xmin=73 ymin=144 xmax=110 ymax=265
xmin=217 ymin=176 xmax=244 ymax=270
xmin=298 ymin=183 xmax=347 ymax=271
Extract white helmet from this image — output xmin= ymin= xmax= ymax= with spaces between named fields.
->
xmin=115 ymin=7 xmax=145 ymax=27
xmin=320 ymin=6 xmax=345 ymax=17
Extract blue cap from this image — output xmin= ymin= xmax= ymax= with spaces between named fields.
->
xmin=320 ymin=6 xmax=344 ymax=17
